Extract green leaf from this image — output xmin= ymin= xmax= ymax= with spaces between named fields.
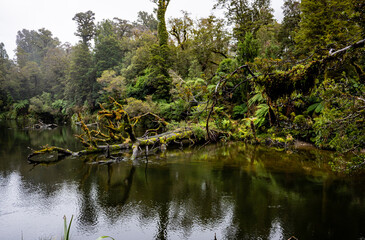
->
xmin=63 ymin=215 xmax=73 ymax=240
xmin=307 ymin=102 xmax=324 ymax=113
xmin=95 ymin=237 xmax=115 ymax=240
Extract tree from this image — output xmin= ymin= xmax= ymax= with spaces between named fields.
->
xmin=168 ymin=11 xmax=194 ymax=50
xmin=0 ymin=42 xmax=8 ymax=59
xmin=65 ymin=43 xmax=96 ymax=106
xmin=113 ymin=18 xmax=134 ymax=39
xmin=97 ymin=70 xmax=126 ymax=100
xmin=295 ymin=0 xmax=362 ymax=56
xmin=256 ymin=23 xmax=281 ymax=59
xmin=94 ymin=20 xmax=125 ymax=77
xmin=15 ymin=28 xmax=60 ymax=67
xmin=168 ymin=12 xmax=195 ymax=78
xmin=237 ymin=32 xmax=259 ymax=64
xmin=277 ymin=0 xmax=301 ymax=57
xmin=20 ymin=61 xmax=42 ymax=98
xmin=148 ymin=0 xmax=172 ymax=100
xmin=0 ymin=43 xmax=10 ymax=110
xmin=41 ymin=47 xmax=69 ymax=98
xmin=136 ymin=11 xmax=158 ymax=31
xmin=214 ymin=0 xmax=274 ymax=40
xmin=153 ymin=0 xmax=170 ymax=46
xmin=191 ymin=16 xmax=231 ymax=77
xmin=72 ymin=10 xmax=96 ymax=46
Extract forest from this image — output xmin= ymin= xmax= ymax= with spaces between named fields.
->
xmin=0 ymin=0 xmax=364 ymax=172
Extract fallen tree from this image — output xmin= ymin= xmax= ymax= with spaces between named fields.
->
xmin=27 ymin=98 xmax=195 ymax=164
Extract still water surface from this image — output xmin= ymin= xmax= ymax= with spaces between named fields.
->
xmin=0 ymin=120 xmax=364 ymax=240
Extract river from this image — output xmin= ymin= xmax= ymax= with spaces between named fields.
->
xmin=0 ymin=120 xmax=364 ymax=240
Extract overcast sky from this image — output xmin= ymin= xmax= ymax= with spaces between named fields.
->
xmin=0 ymin=0 xmax=284 ymax=59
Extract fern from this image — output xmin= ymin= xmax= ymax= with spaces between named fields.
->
xmin=248 ymin=92 xmax=264 ymax=107
xmin=13 ymin=100 xmax=29 ymax=111
xmin=233 ymin=104 xmax=248 ymax=118
xmin=254 ymin=104 xmax=269 ymax=128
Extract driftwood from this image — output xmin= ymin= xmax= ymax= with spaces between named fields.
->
xmin=32 ymin=120 xmax=58 ymax=130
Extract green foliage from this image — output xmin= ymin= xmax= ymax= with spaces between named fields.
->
xmin=215 ymin=118 xmax=233 ymax=131
xmin=278 ymin=0 xmax=301 ymax=57
xmin=216 ymin=58 xmax=238 ymax=74
xmin=97 ymin=70 xmax=126 ymax=100
xmin=72 ymin=10 xmax=96 ymax=45
xmin=191 ymin=15 xmax=230 ymax=78
xmin=256 ymin=23 xmax=281 ymax=59
xmin=233 ymin=104 xmax=248 ymax=119
xmin=158 ymin=99 xmax=189 ymax=121
xmin=16 ymin=28 xmax=60 ymax=67
xmin=257 ymin=61 xmax=321 ymax=101
xmin=137 ymin=11 xmax=158 ymax=31
xmin=28 ymin=92 xmax=68 ymax=122
xmin=254 ymin=103 xmax=269 ymax=128
xmin=307 ymin=101 xmax=324 ymax=114
xmin=65 ymin=43 xmax=97 ymax=107
xmin=248 ymin=91 xmax=264 ymax=107
xmin=295 ymin=0 xmax=362 ymax=56
xmin=1 ymin=0 xmax=364 ymax=173
xmin=63 ymin=215 xmax=73 ymax=240
xmin=214 ymin=0 xmax=274 ymax=39
xmin=237 ymin=32 xmax=259 ymax=64
xmin=312 ymin=76 xmax=364 ymax=153
xmin=124 ymin=96 xmax=157 ymax=117
xmin=12 ymin=99 xmax=29 ymax=117
xmin=94 ymin=35 xmax=124 ymax=78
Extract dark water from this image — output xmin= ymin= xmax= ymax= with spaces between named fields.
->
xmin=0 ymin=120 xmax=365 ymax=240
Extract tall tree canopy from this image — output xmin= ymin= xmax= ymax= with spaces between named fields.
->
xmin=16 ymin=28 xmax=60 ymax=67
xmin=72 ymin=10 xmax=96 ymax=45
xmin=214 ymin=0 xmax=274 ymax=40
xmin=278 ymin=0 xmax=301 ymax=57
xmin=295 ymin=0 xmax=362 ymax=56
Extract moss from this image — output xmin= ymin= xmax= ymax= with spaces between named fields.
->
xmin=257 ymin=61 xmax=321 ymax=101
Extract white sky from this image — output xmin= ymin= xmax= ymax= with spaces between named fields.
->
xmin=0 ymin=0 xmax=284 ymax=59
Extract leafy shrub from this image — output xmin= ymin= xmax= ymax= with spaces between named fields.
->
xmin=158 ymin=99 xmax=189 ymax=121
xmin=124 ymin=96 xmax=158 ymax=117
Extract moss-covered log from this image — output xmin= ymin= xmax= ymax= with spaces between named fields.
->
xmin=27 ymin=146 xmax=74 ymax=161
xmin=27 ymin=128 xmax=194 ymax=163
xmin=131 ymin=128 xmax=193 ymax=161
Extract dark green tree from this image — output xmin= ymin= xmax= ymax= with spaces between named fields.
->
xmin=148 ymin=0 xmax=172 ymax=100
xmin=0 ymin=43 xmax=10 ymax=110
xmin=41 ymin=47 xmax=69 ymax=98
xmin=191 ymin=16 xmax=231 ymax=77
xmin=72 ymin=10 xmax=96 ymax=46
xmin=214 ymin=0 xmax=274 ymax=40
xmin=94 ymin=20 xmax=125 ymax=78
xmin=295 ymin=0 xmax=362 ymax=56
xmin=20 ymin=61 xmax=42 ymax=98
xmin=65 ymin=43 xmax=96 ymax=106
xmin=16 ymin=28 xmax=60 ymax=67
xmin=237 ymin=32 xmax=259 ymax=64
xmin=277 ymin=0 xmax=301 ymax=57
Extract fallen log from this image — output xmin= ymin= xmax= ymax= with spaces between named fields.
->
xmin=27 ymin=128 xmax=194 ymax=164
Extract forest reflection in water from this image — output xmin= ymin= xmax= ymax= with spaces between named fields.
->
xmin=0 ymin=121 xmax=365 ymax=240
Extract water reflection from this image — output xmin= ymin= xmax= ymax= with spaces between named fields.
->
xmin=0 ymin=121 xmax=365 ymax=240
